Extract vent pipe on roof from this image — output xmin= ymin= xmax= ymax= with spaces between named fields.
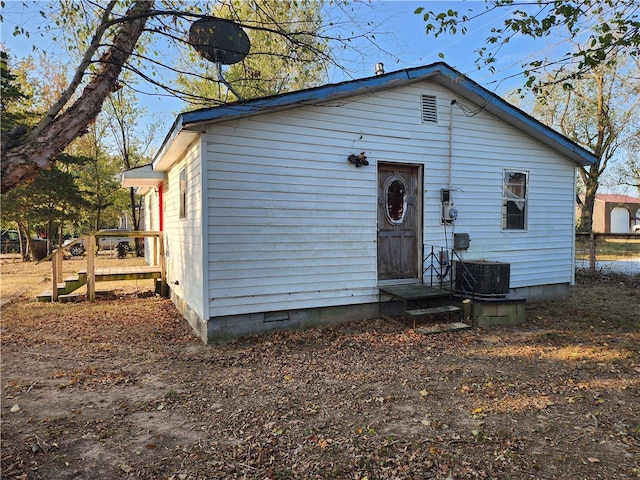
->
xmin=375 ymin=63 xmax=385 ymax=75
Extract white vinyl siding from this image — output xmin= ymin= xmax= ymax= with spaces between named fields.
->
xmin=163 ymin=141 xmax=205 ymax=320
xmin=197 ymin=82 xmax=577 ymax=316
xmin=424 ymin=97 xmax=576 ymax=288
xmin=142 ymin=189 xmax=160 ymax=266
xmin=204 ymin=124 xmax=377 ymax=316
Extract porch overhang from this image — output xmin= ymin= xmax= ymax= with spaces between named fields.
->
xmin=121 ymin=165 xmax=167 ymax=194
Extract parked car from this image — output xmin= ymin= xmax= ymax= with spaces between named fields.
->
xmin=97 ymin=229 xmax=135 ymax=252
xmin=1 ymin=229 xmax=47 ymax=259
xmin=0 ymin=230 xmax=22 ymax=254
xmin=62 ymin=230 xmax=135 ymax=256
xmin=62 ymin=237 xmax=86 ymax=256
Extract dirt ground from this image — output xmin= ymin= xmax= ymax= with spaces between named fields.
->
xmin=1 ymin=256 xmax=639 ymax=479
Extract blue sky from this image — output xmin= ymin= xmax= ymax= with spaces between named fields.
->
xmin=0 ymin=1 xmax=557 ymax=143
xmin=325 ymin=1 xmax=538 ymax=91
xmin=1 ymin=1 xmax=547 ymax=95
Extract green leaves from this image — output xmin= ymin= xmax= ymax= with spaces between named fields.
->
xmin=415 ymin=0 xmax=640 ymax=90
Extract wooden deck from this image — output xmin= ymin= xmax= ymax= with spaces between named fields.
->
xmin=37 ymin=264 xmax=164 ymax=302
xmin=92 ymin=265 xmax=162 ymax=281
xmin=379 ymin=284 xmax=450 ymax=301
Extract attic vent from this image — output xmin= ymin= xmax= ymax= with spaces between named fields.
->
xmin=421 ymin=95 xmax=438 ymax=123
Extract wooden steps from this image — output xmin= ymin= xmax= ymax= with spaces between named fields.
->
xmin=406 ymin=304 xmax=461 ymax=317
xmin=59 ymin=293 xmax=82 ymax=303
xmin=37 ymin=266 xmax=162 ymax=302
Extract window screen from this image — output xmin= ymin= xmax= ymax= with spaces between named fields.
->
xmin=502 ymin=171 xmax=527 ymax=230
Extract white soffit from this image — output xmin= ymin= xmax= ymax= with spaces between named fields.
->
xmin=153 ymin=127 xmax=201 ymax=172
xmin=121 ymin=164 xmax=166 ymax=187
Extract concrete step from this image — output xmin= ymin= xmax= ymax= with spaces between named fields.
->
xmin=416 ymin=322 xmax=472 ymax=334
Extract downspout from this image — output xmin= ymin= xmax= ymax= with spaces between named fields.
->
xmin=448 ymin=100 xmax=456 ymax=188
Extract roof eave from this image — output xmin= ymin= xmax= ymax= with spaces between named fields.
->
xmin=428 ymin=69 xmax=597 ymax=167
xmin=121 ymin=164 xmax=167 ymax=191
xmin=150 ymin=62 xmax=596 ymax=171
xmin=151 ymin=115 xmax=201 ymax=172
xmin=179 ymin=66 xmax=434 ymax=129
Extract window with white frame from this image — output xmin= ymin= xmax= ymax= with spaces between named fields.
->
xmin=179 ymin=167 xmax=187 ymax=219
xmin=502 ymin=170 xmax=527 ymax=230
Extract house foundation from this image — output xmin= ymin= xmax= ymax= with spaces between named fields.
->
xmin=205 ymin=303 xmax=381 ymax=343
xmin=171 ymin=283 xmax=569 ymax=343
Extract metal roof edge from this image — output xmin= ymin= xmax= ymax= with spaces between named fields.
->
xmin=179 ymin=64 xmax=447 ymax=127
xmin=152 ymin=115 xmax=185 ymax=170
xmin=152 ymin=61 xmax=596 ymax=171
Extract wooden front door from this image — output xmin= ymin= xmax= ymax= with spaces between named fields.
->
xmin=377 ymin=163 xmax=422 ymax=281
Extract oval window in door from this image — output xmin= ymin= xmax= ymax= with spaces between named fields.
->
xmin=385 ymin=177 xmax=407 ymax=224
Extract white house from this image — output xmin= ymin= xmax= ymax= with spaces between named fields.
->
xmin=123 ymin=62 xmax=596 ymax=343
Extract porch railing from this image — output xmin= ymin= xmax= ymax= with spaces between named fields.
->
xmin=423 ymin=244 xmax=478 ymax=319
xmin=43 ymin=231 xmax=165 ymax=302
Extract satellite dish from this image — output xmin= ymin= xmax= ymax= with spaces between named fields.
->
xmin=188 ymin=17 xmax=250 ymax=65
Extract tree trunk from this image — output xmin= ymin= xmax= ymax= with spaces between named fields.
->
xmin=16 ymin=221 xmax=31 ymax=261
xmin=0 ymin=1 xmax=153 ymax=193
xmin=579 ymin=165 xmax=600 ymax=232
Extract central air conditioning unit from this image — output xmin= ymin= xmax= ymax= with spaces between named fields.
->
xmin=455 ymin=260 xmax=510 ymax=296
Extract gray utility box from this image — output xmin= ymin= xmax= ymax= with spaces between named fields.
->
xmin=453 ymin=233 xmax=470 ymax=250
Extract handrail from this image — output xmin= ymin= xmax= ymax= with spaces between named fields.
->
xmin=422 ymin=244 xmax=478 ymax=324
xmin=36 ymin=237 xmax=85 ymax=264
xmin=422 ymin=245 xmax=453 ymax=289
xmin=86 ymin=231 xmax=165 ymax=301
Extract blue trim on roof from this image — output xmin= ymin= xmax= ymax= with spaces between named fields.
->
xmin=174 ymin=62 xmax=595 ymax=166
xmin=180 ymin=65 xmax=429 ymax=125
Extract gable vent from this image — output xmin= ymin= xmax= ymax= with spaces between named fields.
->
xmin=421 ymin=95 xmax=438 ymax=123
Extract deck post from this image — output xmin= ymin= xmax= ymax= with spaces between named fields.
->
xmin=153 ymin=236 xmax=158 ymax=266
xmin=57 ymin=251 xmax=63 ymax=283
xmin=51 ymin=251 xmax=60 ymax=302
xmin=87 ymin=233 xmax=96 ymax=302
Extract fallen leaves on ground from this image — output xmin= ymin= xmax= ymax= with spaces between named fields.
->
xmin=1 ymin=267 xmax=639 ymax=479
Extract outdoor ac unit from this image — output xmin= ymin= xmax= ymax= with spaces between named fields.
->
xmin=455 ymin=260 xmax=510 ymax=296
